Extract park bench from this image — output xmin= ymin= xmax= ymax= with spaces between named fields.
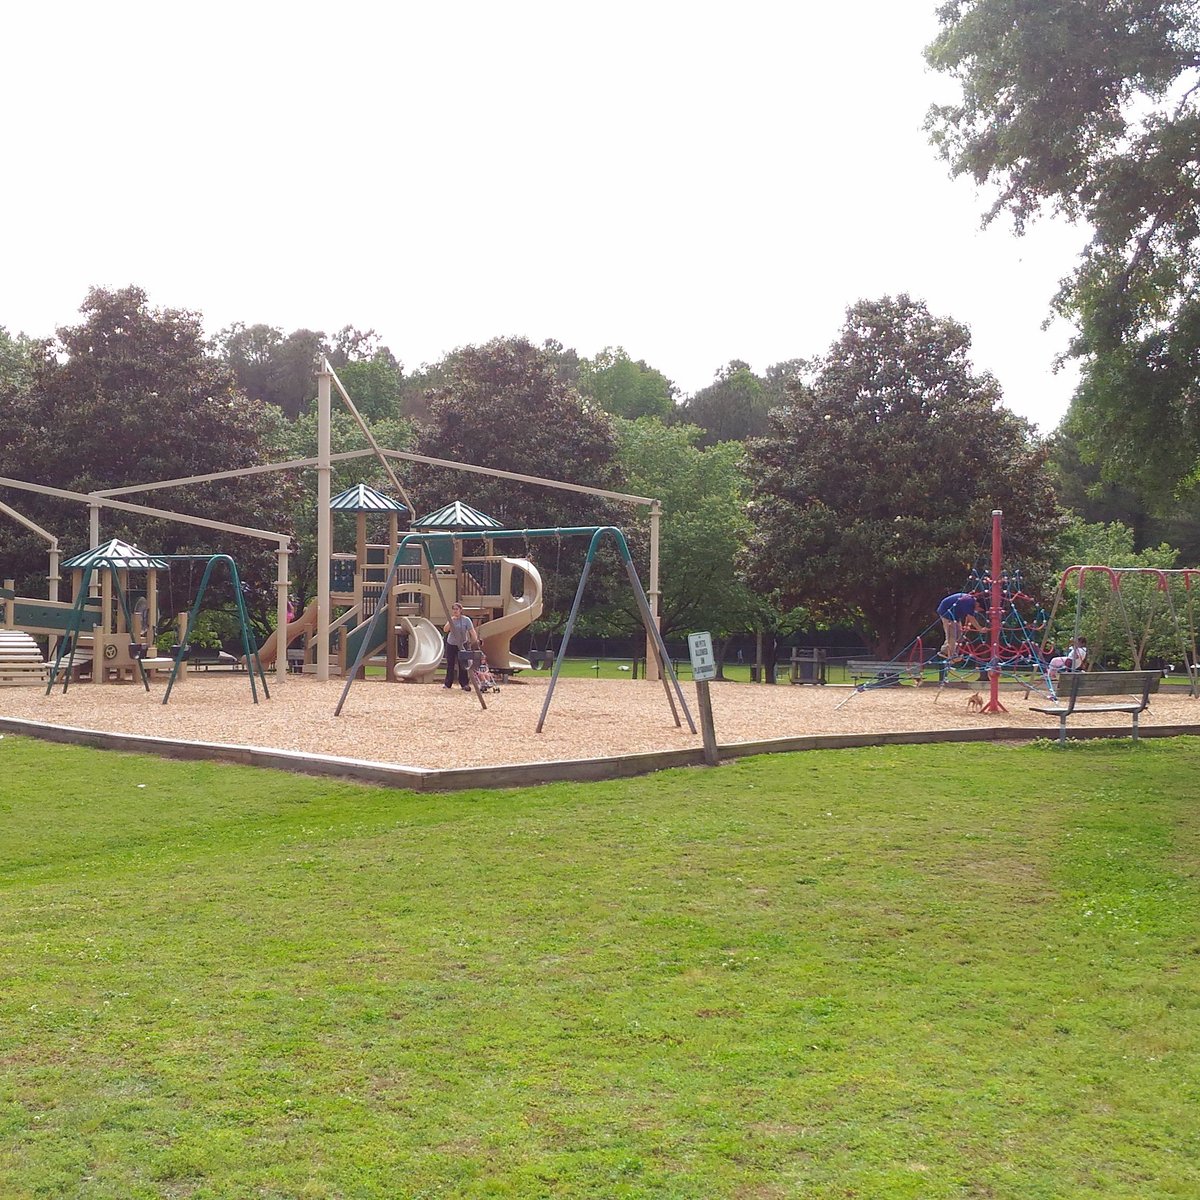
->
xmin=847 ymin=658 xmax=924 ymax=687
xmin=1029 ymin=669 xmax=1160 ymax=745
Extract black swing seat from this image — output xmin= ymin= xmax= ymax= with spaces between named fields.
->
xmin=1029 ymin=669 xmax=1160 ymax=745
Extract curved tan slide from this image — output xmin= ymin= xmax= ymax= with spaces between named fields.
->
xmin=478 ymin=558 xmax=544 ymax=671
xmin=392 ymin=615 xmax=444 ymax=681
xmin=250 ymin=599 xmax=318 ymax=668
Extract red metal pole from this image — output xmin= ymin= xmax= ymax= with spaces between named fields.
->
xmin=981 ymin=508 xmax=1007 ymax=713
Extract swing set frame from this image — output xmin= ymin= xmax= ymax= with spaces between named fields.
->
xmin=1044 ymin=565 xmax=1200 ymax=697
xmin=335 ymin=525 xmax=696 ymax=735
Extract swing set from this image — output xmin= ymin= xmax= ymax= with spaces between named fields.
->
xmin=335 ymin=525 xmax=696 ymax=735
xmin=1042 ymin=566 xmax=1200 ymax=697
xmin=49 ymin=551 xmax=270 ymax=704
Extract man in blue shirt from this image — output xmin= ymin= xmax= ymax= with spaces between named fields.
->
xmin=936 ymin=592 xmax=984 ymax=658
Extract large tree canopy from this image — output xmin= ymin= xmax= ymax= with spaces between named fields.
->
xmin=740 ymin=296 xmax=1063 ymax=656
xmin=0 ymin=287 xmax=296 ymax=609
xmin=925 ymin=0 xmax=1200 ymax=498
xmin=413 ymin=336 xmax=620 ymax=528
xmin=577 ymin=347 xmax=676 ymax=420
xmin=675 ymin=361 xmax=776 ymax=447
xmin=611 ymin=418 xmax=759 ymax=643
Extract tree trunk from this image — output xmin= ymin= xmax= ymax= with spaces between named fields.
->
xmin=713 ymin=636 xmax=729 ymax=681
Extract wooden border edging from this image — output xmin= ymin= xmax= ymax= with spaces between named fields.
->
xmin=1 ymin=716 xmax=1198 ymax=793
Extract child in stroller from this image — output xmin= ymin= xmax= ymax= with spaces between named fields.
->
xmin=466 ymin=647 xmax=501 ymax=693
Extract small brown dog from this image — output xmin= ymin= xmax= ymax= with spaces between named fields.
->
xmin=967 ymin=692 xmax=984 ymax=712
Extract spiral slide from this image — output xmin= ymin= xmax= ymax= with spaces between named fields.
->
xmin=477 ymin=558 xmax=544 ymax=671
xmin=252 ymin=600 xmax=318 ymax=669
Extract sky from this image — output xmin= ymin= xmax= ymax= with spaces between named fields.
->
xmin=3 ymin=1 xmax=1088 ymax=431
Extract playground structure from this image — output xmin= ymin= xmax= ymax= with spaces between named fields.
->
xmin=841 ymin=511 xmax=1056 ymax=711
xmin=309 ymin=490 xmax=545 ymax=684
xmin=57 ymin=539 xmax=170 ymax=683
xmin=0 ymin=358 xmax=671 ymax=734
xmin=841 ymin=512 xmax=1200 ymax=714
xmin=2 ymin=536 xmax=171 ymax=685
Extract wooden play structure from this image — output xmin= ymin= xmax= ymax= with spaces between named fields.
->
xmin=1 ymin=358 xmax=668 ymax=700
xmin=294 ymin=487 xmax=544 ymax=683
xmin=3 ymin=539 xmax=173 ymax=686
xmin=56 ymin=539 xmax=174 ymax=683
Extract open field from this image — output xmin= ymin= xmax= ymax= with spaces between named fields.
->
xmin=2 ymin=737 xmax=1198 ymax=1197
xmin=0 ymin=673 xmax=1198 ymax=771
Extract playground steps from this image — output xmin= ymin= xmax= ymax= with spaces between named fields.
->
xmin=0 ymin=629 xmax=50 ymax=687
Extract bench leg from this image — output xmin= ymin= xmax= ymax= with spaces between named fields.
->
xmin=1132 ymin=712 xmax=1139 ymax=743
xmin=1059 ymin=717 xmax=1067 ymax=747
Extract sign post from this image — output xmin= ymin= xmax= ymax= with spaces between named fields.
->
xmin=688 ymin=631 xmax=720 ymax=766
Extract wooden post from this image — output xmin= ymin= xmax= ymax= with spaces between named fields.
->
xmin=646 ymin=499 xmax=662 ymax=681
xmin=696 ymin=680 xmax=719 ymax=766
xmin=316 ymin=364 xmax=332 ymax=681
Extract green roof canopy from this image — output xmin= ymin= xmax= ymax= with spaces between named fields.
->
xmin=330 ymin=484 xmax=408 ymax=514
xmin=62 ymin=538 xmax=168 ymax=571
xmin=412 ymin=501 xmax=501 ymax=530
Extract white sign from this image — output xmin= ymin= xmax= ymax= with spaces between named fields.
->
xmin=688 ymin=631 xmax=717 ymax=682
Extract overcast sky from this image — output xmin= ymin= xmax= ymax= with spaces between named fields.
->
xmin=3 ymin=1 xmax=1087 ymax=430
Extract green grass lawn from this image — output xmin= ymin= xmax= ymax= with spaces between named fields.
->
xmin=2 ymin=736 xmax=1199 ymax=1198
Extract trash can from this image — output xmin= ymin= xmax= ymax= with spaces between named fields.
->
xmin=789 ymin=648 xmax=827 ymax=685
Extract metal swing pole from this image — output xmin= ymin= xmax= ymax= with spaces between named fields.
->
xmin=46 ymin=564 xmax=96 ymax=695
xmin=536 ymin=535 xmax=599 ymax=734
xmin=980 ymin=509 xmax=1007 ymax=714
xmin=1163 ymin=580 xmax=1197 ymax=697
xmin=1185 ymin=571 xmax=1200 ymax=696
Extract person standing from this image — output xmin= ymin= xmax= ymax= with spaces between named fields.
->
xmin=442 ymin=602 xmax=477 ymax=691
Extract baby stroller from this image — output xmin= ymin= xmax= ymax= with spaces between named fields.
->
xmin=464 ymin=647 xmax=501 ymax=694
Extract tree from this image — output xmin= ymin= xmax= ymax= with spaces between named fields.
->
xmin=412 ymin=337 xmax=621 ymax=617
xmin=925 ymin=0 xmax=1200 ymax=499
xmin=740 ymin=296 xmax=1063 ymax=657
xmin=1048 ymin=417 xmax=1200 ymax=564
xmin=1051 ymin=516 xmax=1183 ymax=666
xmin=676 ymin=361 xmax=775 ymax=446
xmin=578 ymin=347 xmax=677 ymax=420
xmin=608 ymin=418 xmax=760 ymax=657
xmin=0 ymin=287 xmax=297 ymax=618
xmin=333 ymin=353 xmax=405 ymax=423
xmin=0 ymin=326 xmax=34 ymax=395
xmin=214 ymin=323 xmax=326 ymax=418
xmin=413 ymin=337 xmax=619 ymax=527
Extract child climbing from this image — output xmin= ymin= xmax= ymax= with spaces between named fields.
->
xmin=936 ymin=591 xmax=985 ymax=658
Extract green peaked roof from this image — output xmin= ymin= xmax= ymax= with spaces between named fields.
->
xmin=330 ymin=483 xmax=408 ymax=513
xmin=412 ymin=500 xmax=502 ymax=530
xmin=62 ymin=538 xmax=168 ymax=570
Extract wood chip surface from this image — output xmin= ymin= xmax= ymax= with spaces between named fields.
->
xmin=1 ymin=674 xmax=1197 ymax=769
